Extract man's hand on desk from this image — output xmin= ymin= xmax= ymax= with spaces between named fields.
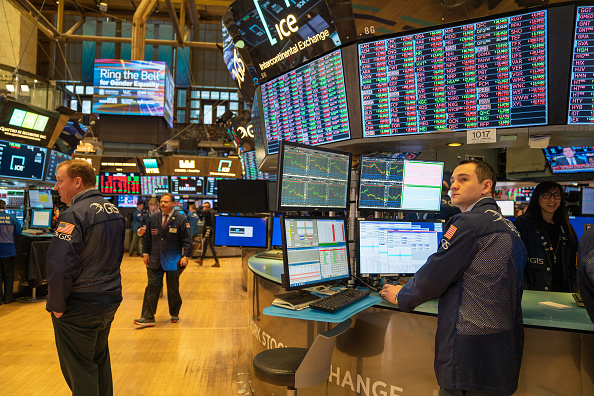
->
xmin=380 ymin=284 xmax=403 ymax=305
xmin=53 ymin=311 xmax=63 ymax=318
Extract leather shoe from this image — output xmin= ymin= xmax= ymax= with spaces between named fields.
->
xmin=212 ymin=261 xmax=220 ymax=267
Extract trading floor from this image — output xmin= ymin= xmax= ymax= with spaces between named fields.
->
xmin=0 ymin=256 xmax=250 ymax=396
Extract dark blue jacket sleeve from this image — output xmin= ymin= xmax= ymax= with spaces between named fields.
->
xmin=397 ymin=216 xmax=478 ymax=312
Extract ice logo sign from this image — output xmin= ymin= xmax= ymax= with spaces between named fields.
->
xmin=218 ymin=160 xmax=232 ymax=173
xmin=11 ymin=156 xmax=25 ymax=172
xmin=253 ymin=0 xmax=298 ymax=46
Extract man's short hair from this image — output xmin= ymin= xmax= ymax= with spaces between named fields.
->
xmin=57 ymin=159 xmax=96 ymax=188
xmin=0 ymin=200 xmax=6 ymax=210
xmin=160 ymin=193 xmax=175 ymax=203
xmin=147 ymin=198 xmax=159 ymax=206
xmin=458 ymin=159 xmax=497 ymax=195
xmin=189 ymin=204 xmax=196 ymax=210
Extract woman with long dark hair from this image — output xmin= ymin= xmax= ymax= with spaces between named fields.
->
xmin=513 ymin=181 xmax=578 ymax=292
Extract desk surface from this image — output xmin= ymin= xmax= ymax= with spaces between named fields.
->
xmin=249 ymin=255 xmax=594 ymax=332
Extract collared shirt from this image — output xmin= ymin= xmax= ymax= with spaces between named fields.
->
xmin=68 ymin=187 xmax=97 ymax=207
xmin=465 ymin=196 xmax=491 ymax=212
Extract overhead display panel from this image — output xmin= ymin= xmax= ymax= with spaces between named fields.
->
xmin=222 ymin=23 xmax=257 ymax=104
xmin=242 ymin=151 xmax=276 ymax=180
xmin=227 ymin=0 xmax=349 ymax=81
xmin=99 ymin=156 xmax=140 ymax=173
xmin=170 ymin=176 xmax=204 ymax=195
xmin=359 ymin=9 xmax=548 ymax=136
xmin=262 ymin=49 xmax=350 ymax=155
xmin=569 ymin=6 xmax=594 ymax=124
xmin=141 ymin=176 xmax=170 ymax=195
xmin=100 ymin=172 xmax=141 ymax=194
xmin=92 ymin=59 xmax=174 ymax=127
xmin=0 ymin=140 xmax=46 ymax=181
xmin=44 ymin=150 xmax=72 ymax=183
xmin=0 ymin=98 xmax=61 ymax=147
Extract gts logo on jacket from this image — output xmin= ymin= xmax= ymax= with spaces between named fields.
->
xmin=529 ymin=257 xmax=544 ymax=265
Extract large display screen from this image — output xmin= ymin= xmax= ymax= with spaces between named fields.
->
xmin=170 ymin=176 xmax=204 ymax=195
xmin=44 ymin=150 xmax=72 ymax=183
xmin=117 ymin=195 xmax=139 ymax=208
xmin=214 ymin=215 xmax=268 ymax=247
xmin=359 ymin=10 xmax=548 ymax=136
xmin=217 ymin=179 xmax=269 ymax=213
xmin=242 ymin=151 xmax=276 ymax=180
xmin=99 ymin=172 xmax=141 ymax=194
xmin=0 ymin=98 xmax=61 ymax=147
xmin=141 ymin=176 xmax=170 ymax=195
xmin=358 ymin=157 xmax=444 ymax=211
xmin=277 ymin=141 xmax=352 ymax=211
xmin=358 ymin=219 xmax=444 ymax=276
xmin=261 ymin=49 xmax=351 ymax=154
xmin=0 ymin=189 xmax=25 ymax=207
xmin=0 ymin=140 xmax=46 ymax=181
xmin=92 ymin=59 xmax=174 ymax=127
xmin=569 ymin=6 xmax=594 ymax=124
xmin=543 ymin=146 xmax=594 ymax=174
xmin=222 ymin=23 xmax=257 ymax=104
xmin=282 ymin=216 xmax=350 ymax=291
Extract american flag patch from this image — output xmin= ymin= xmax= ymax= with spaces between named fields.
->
xmin=444 ymin=225 xmax=457 ymax=239
xmin=57 ymin=222 xmax=75 ymax=235
xmin=186 ymin=223 xmax=190 ymax=228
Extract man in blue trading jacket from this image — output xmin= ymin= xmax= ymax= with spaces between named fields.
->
xmin=187 ymin=203 xmax=200 ymax=252
xmin=46 ymin=159 xmax=125 ymax=396
xmin=0 ymin=199 xmax=22 ymax=304
xmin=134 ymin=192 xmax=192 ymax=327
xmin=129 ymin=200 xmax=144 ymax=257
xmin=381 ymin=160 xmax=526 ymax=396
xmin=578 ymin=226 xmax=594 ymax=323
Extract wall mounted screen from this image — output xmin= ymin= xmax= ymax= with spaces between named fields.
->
xmin=358 ymin=157 xmax=444 ymax=211
xmin=217 ymin=179 xmax=268 ymax=213
xmin=171 ymin=176 xmax=204 ymax=195
xmin=0 ymin=140 xmax=46 ymax=181
xmin=99 ymin=172 xmax=141 ymax=194
xmin=277 ymin=141 xmax=352 ymax=211
xmin=359 ymin=9 xmax=548 ymax=136
xmin=583 ymin=187 xmax=594 ymax=216
xmin=28 ymin=189 xmax=53 ymax=209
xmin=242 ymin=150 xmax=276 ymax=180
xmin=358 ymin=219 xmax=444 ymax=276
xmin=543 ymin=146 xmax=594 ymax=174
xmin=569 ymin=6 xmax=594 ymax=124
xmin=214 ymin=215 xmax=268 ymax=247
xmin=44 ymin=150 xmax=72 ymax=183
xmin=117 ymin=195 xmax=139 ymax=208
xmin=262 ymin=49 xmax=351 ymax=155
xmin=141 ymin=176 xmax=170 ymax=195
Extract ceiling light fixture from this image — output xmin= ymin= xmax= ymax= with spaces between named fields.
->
xmin=21 ymin=85 xmax=29 ymax=92
xmin=6 ymin=84 xmax=14 ymax=92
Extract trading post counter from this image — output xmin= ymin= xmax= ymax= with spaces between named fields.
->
xmin=248 ymin=255 xmax=594 ymax=396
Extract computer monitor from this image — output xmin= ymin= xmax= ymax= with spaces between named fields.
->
xmin=30 ymin=209 xmax=52 ymax=229
xmin=0 ymin=189 xmax=25 ymax=208
xmin=281 ymin=216 xmax=350 ymax=291
xmin=213 ymin=215 xmax=268 ymax=248
xmin=170 ymin=176 xmax=204 ymax=195
xmin=217 ymin=180 xmax=268 ymax=213
xmin=117 ymin=195 xmax=139 ymax=208
xmin=496 ymin=200 xmax=515 ymax=217
xmin=358 ymin=219 xmax=445 ymax=277
xmin=582 ymin=187 xmax=594 ymax=216
xmin=543 ymin=146 xmax=594 ymax=174
xmin=271 ymin=216 xmax=282 ymax=247
xmin=100 ymin=172 xmax=141 ymax=194
xmin=277 ymin=141 xmax=352 ymax=211
xmin=141 ymin=176 xmax=170 ymax=195
xmin=5 ymin=209 xmax=24 ymax=227
xmin=28 ymin=189 xmax=53 ymax=209
xmin=358 ymin=157 xmax=444 ymax=212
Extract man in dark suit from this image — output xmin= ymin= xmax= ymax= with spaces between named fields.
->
xmin=134 ymin=193 xmax=192 ymax=327
xmin=556 ymin=147 xmax=586 ymax=166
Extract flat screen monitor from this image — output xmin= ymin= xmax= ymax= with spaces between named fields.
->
xmin=358 ymin=219 xmax=445 ymax=277
xmin=141 ymin=176 xmax=169 ymax=195
xmin=201 ymin=199 xmax=214 ymax=207
xmin=277 ymin=141 xmax=352 ymax=211
xmin=358 ymin=156 xmax=444 ymax=211
xmin=99 ymin=172 xmax=141 ymax=194
xmin=217 ymin=180 xmax=268 ymax=213
xmin=5 ymin=209 xmax=24 ymax=227
xmin=170 ymin=176 xmax=203 ymax=195
xmin=281 ymin=216 xmax=350 ymax=291
xmin=30 ymin=209 xmax=52 ymax=229
xmin=569 ymin=216 xmax=593 ymax=241
xmin=358 ymin=9 xmax=548 ymax=137
xmin=496 ymin=200 xmax=515 ymax=217
xmin=242 ymin=151 xmax=276 ymax=181
xmin=583 ymin=187 xmax=594 ymax=216
xmin=28 ymin=189 xmax=53 ymax=209
xmin=44 ymin=150 xmax=72 ymax=183
xmin=0 ymin=140 xmax=46 ymax=181
xmin=205 ymin=177 xmax=222 ymax=196
xmin=117 ymin=195 xmax=139 ymax=208
xmin=213 ymin=215 xmax=268 ymax=247
xmin=543 ymin=146 xmax=594 ymax=174
xmin=261 ymin=49 xmax=351 ymax=155
xmin=271 ymin=215 xmax=282 ymax=247
xmin=0 ymin=189 xmax=25 ymax=207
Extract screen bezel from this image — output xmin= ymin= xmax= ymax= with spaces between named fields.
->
xmin=213 ymin=215 xmax=268 ymax=248
xmin=30 ymin=208 xmax=53 ymax=229
xmin=281 ymin=214 xmax=351 ymax=291
xmin=276 ymin=140 xmax=352 ymax=212
xmin=356 ymin=217 xmax=445 ymax=277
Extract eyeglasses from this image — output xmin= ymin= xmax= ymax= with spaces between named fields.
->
xmin=541 ymin=192 xmax=562 ymax=200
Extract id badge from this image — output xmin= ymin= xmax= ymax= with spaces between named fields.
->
xmin=169 ymin=227 xmax=178 ymax=233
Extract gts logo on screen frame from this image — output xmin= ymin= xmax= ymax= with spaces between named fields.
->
xmin=253 ymin=0 xmax=299 ymax=45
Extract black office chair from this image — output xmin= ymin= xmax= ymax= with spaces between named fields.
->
xmin=252 ymin=318 xmax=352 ymax=396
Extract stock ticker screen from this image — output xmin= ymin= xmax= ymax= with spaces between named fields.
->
xmin=170 ymin=176 xmax=204 ymax=195
xmin=569 ymin=6 xmax=594 ymax=124
xmin=242 ymin=151 xmax=276 ymax=180
xmin=100 ymin=172 xmax=141 ymax=194
xmin=141 ymin=176 xmax=170 ymax=195
xmin=359 ymin=10 xmax=548 ymax=136
xmin=261 ymin=49 xmax=351 ymax=154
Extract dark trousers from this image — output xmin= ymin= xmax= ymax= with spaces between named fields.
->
xmin=200 ymin=233 xmax=218 ymax=261
xmin=141 ymin=266 xmax=184 ymax=319
xmin=439 ymin=388 xmax=499 ymax=396
xmin=51 ymin=307 xmax=118 ymax=396
xmin=0 ymin=255 xmax=15 ymax=303
xmin=129 ymin=231 xmax=141 ymax=255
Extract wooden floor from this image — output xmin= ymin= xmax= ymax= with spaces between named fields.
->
xmin=0 ymin=255 xmax=252 ymax=396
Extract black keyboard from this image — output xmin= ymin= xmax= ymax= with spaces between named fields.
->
xmin=309 ymin=288 xmax=370 ymax=313
xmin=256 ymin=250 xmax=284 ymax=260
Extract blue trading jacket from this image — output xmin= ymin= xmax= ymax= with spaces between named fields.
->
xmin=46 ymin=190 xmax=125 ymax=315
xmin=143 ymin=210 xmax=192 ymax=271
xmin=132 ymin=208 xmax=144 ymax=232
xmin=188 ymin=211 xmax=200 ymax=236
xmin=0 ymin=210 xmax=22 ymax=257
xmin=397 ymin=198 xmax=526 ymax=396
xmin=578 ymin=227 xmax=594 ymax=323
